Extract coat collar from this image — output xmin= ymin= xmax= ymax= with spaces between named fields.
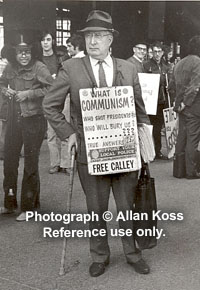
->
xmin=81 ymin=55 xmax=124 ymax=87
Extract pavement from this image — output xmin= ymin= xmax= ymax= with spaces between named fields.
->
xmin=0 ymin=139 xmax=200 ymax=290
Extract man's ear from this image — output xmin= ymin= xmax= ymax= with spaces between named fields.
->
xmin=109 ymin=35 xmax=113 ymax=46
xmin=133 ymin=47 xmax=136 ymax=54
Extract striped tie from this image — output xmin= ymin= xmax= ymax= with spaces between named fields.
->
xmin=98 ymin=60 xmax=108 ymax=87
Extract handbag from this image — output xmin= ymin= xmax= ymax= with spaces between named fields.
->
xmin=134 ymin=163 xmax=157 ymax=250
xmin=173 ymin=152 xmax=186 ymax=178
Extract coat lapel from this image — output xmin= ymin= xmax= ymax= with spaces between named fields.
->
xmin=112 ymin=57 xmax=124 ymax=86
xmin=82 ymin=56 xmax=98 ymax=87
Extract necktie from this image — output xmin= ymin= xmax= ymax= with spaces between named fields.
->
xmin=98 ymin=60 xmax=108 ymax=87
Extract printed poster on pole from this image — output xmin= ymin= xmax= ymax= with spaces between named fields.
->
xmin=138 ymin=73 xmax=160 ymax=115
xmin=79 ymin=86 xmax=141 ymax=175
xmin=163 ymin=107 xmax=179 ymax=159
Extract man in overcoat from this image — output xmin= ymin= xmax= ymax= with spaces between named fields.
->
xmin=43 ymin=10 xmax=151 ymax=277
xmin=169 ymin=35 xmax=200 ymax=178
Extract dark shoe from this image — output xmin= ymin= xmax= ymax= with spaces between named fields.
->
xmin=156 ymin=152 xmax=168 ymax=160
xmin=89 ymin=260 xmax=109 ymax=277
xmin=49 ymin=166 xmax=60 ymax=174
xmin=59 ymin=168 xmax=70 ymax=176
xmin=186 ymin=174 xmax=200 ymax=179
xmin=128 ymin=259 xmax=150 ymax=274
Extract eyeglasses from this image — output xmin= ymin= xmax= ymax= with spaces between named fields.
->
xmin=135 ymin=46 xmax=147 ymax=52
xmin=153 ymin=50 xmax=163 ymax=54
xmin=85 ymin=32 xmax=111 ymax=41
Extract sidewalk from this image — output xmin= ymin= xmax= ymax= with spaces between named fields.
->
xmin=0 ymin=140 xmax=200 ymax=290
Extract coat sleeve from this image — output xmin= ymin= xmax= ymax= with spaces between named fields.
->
xmin=43 ymin=66 xmax=75 ymax=141
xmin=27 ymin=62 xmax=54 ymax=100
xmin=0 ymin=65 xmax=10 ymax=97
xmin=183 ymin=60 xmax=200 ymax=107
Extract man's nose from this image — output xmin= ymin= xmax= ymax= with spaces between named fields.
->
xmin=90 ymin=34 xmax=97 ymax=45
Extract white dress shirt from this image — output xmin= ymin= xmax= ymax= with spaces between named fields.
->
xmin=73 ymin=51 xmax=85 ymax=58
xmin=89 ymin=54 xmax=113 ymax=87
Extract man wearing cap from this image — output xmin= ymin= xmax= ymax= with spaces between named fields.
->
xmin=127 ymin=41 xmax=147 ymax=73
xmin=43 ymin=10 xmax=151 ymax=277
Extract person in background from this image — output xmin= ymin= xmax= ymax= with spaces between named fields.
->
xmin=127 ymin=41 xmax=147 ymax=73
xmin=143 ymin=41 xmax=169 ymax=160
xmin=43 ymin=10 xmax=151 ymax=278
xmin=0 ymin=46 xmax=9 ymax=160
xmin=147 ymin=45 xmax=153 ymax=60
xmin=161 ymin=45 xmax=174 ymax=77
xmin=66 ymin=34 xmax=86 ymax=132
xmin=66 ymin=34 xmax=85 ymax=58
xmin=169 ymin=35 xmax=200 ymax=179
xmin=56 ymin=45 xmax=70 ymax=67
xmin=40 ymin=30 xmax=70 ymax=175
xmin=0 ymin=34 xmax=53 ymax=220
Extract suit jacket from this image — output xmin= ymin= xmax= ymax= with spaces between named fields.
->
xmin=43 ymin=55 xmax=150 ymax=164
xmin=127 ymin=56 xmax=144 ymax=73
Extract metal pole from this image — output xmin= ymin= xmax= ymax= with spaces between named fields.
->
xmin=59 ymin=145 xmax=76 ymax=276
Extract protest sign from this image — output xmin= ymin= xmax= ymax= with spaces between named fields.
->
xmin=79 ymin=86 xmax=141 ymax=175
xmin=138 ymin=73 xmax=160 ymax=115
xmin=163 ymin=107 xmax=179 ymax=159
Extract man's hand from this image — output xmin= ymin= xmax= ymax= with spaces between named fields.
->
xmin=68 ymin=133 xmax=78 ymax=154
xmin=3 ymin=88 xmax=16 ymax=98
xmin=15 ymin=91 xmax=29 ymax=102
xmin=177 ymin=102 xmax=186 ymax=113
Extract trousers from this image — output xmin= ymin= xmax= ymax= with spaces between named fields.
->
xmin=149 ymin=104 xmax=165 ymax=155
xmin=77 ymin=162 xmax=141 ymax=264
xmin=175 ymin=112 xmax=200 ymax=176
xmin=47 ymin=96 xmax=70 ymax=169
xmin=0 ymin=120 xmax=6 ymax=159
xmin=47 ymin=122 xmax=69 ymax=168
xmin=3 ymin=112 xmax=46 ymax=211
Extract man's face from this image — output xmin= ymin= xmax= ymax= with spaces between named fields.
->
xmin=16 ymin=48 xmax=31 ymax=66
xmin=133 ymin=44 xmax=147 ymax=61
xmin=148 ymin=48 xmax=153 ymax=59
xmin=84 ymin=30 xmax=113 ymax=60
xmin=66 ymin=42 xmax=76 ymax=57
xmin=152 ymin=46 xmax=163 ymax=63
xmin=41 ymin=34 xmax=53 ymax=52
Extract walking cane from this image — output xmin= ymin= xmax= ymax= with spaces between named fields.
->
xmin=59 ymin=145 xmax=76 ymax=276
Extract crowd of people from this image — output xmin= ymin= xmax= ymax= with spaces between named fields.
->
xmin=0 ymin=8 xmax=200 ymax=277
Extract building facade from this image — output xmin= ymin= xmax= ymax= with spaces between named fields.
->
xmin=1 ymin=0 xmax=200 ymax=58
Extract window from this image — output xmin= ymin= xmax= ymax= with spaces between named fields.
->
xmin=56 ymin=8 xmax=71 ymax=46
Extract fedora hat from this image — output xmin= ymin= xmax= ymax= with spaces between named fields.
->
xmin=78 ymin=10 xmax=119 ymax=36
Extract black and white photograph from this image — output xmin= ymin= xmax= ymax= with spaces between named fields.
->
xmin=0 ymin=0 xmax=200 ymax=289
